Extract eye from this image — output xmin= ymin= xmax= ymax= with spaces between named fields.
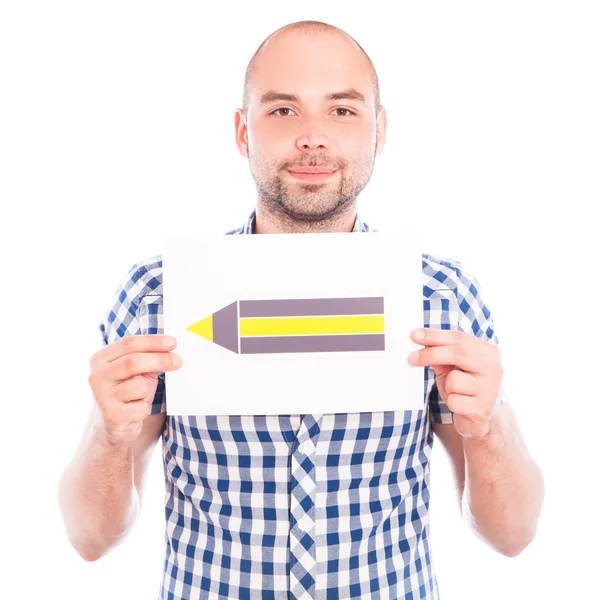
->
xmin=333 ymin=108 xmax=357 ymax=117
xmin=270 ymin=107 xmax=296 ymax=117
xmin=269 ymin=107 xmax=357 ymax=117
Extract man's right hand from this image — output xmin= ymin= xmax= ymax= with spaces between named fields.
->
xmin=88 ymin=334 xmax=182 ymax=445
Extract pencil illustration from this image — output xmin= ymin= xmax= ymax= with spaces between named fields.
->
xmin=186 ymin=297 xmax=386 ymax=354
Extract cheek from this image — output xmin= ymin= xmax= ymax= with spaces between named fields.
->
xmin=248 ymin=145 xmax=285 ymax=177
xmin=337 ymin=127 xmax=376 ymax=155
xmin=253 ymin=120 xmax=292 ymax=144
xmin=251 ymin=129 xmax=287 ymax=157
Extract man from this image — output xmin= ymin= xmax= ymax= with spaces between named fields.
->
xmin=58 ymin=20 xmax=544 ymax=600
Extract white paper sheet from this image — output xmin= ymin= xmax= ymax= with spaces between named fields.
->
xmin=163 ymin=230 xmax=425 ymax=415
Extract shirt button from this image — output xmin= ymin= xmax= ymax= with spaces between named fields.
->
xmin=298 ymin=443 xmax=305 ymax=454
xmin=298 ymin=516 xmax=311 ymax=532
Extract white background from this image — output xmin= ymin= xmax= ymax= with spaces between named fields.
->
xmin=1 ymin=1 xmax=598 ymax=598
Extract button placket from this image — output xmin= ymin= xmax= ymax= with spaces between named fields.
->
xmin=289 ymin=414 xmax=322 ymax=599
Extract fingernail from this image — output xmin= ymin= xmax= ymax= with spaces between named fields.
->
xmin=409 ymin=351 xmax=420 ymax=363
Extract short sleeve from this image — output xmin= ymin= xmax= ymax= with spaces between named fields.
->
xmin=427 ymin=263 xmax=507 ymax=425
xmin=98 ymin=262 xmax=166 ymax=415
xmin=455 ymin=263 xmax=507 ymax=408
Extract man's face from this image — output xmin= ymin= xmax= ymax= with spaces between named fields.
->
xmin=236 ymin=30 xmax=386 ymax=224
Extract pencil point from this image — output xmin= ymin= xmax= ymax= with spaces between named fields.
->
xmin=187 ymin=301 xmax=239 ymax=353
xmin=187 ymin=314 xmax=213 ymax=342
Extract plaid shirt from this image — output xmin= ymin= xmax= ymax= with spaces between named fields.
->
xmin=99 ymin=209 xmax=506 ymax=599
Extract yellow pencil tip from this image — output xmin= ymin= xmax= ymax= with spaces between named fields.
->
xmin=187 ymin=314 xmax=213 ymax=342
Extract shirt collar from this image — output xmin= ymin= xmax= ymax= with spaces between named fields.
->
xmin=241 ymin=209 xmax=369 ymax=234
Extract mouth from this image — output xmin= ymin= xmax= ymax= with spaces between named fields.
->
xmin=287 ymin=169 xmax=338 ymax=182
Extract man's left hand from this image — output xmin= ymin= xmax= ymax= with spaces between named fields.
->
xmin=408 ymin=328 xmax=503 ymax=439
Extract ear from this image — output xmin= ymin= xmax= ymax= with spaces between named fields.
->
xmin=235 ymin=109 xmax=249 ymax=157
xmin=375 ymin=106 xmax=387 ymax=157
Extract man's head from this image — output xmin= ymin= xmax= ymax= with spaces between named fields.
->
xmin=235 ymin=20 xmax=387 ymax=229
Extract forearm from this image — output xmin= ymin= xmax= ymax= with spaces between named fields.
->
xmin=58 ymin=421 xmax=139 ymax=561
xmin=461 ymin=410 xmax=544 ymax=556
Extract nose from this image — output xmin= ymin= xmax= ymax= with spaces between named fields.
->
xmin=295 ymin=128 xmax=330 ymax=152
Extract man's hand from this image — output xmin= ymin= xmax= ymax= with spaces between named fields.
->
xmin=88 ymin=334 xmax=183 ymax=445
xmin=408 ymin=328 xmax=503 ymax=439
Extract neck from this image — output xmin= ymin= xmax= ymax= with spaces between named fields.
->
xmin=254 ymin=202 xmax=358 ymax=234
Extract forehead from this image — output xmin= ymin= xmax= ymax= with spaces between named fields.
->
xmin=248 ymin=30 xmax=375 ymax=106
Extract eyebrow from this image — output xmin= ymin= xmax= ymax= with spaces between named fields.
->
xmin=259 ymin=88 xmax=367 ymax=107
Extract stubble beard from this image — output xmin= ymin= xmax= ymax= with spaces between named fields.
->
xmin=248 ymin=144 xmax=376 ymax=227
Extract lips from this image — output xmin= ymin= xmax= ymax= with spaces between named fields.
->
xmin=288 ymin=167 xmax=336 ymax=174
xmin=287 ymin=169 xmax=338 ymax=182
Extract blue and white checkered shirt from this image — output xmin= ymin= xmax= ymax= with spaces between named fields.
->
xmin=99 ymin=209 xmax=506 ymax=599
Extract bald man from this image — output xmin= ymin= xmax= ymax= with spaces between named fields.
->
xmin=59 ymin=20 xmax=544 ymax=600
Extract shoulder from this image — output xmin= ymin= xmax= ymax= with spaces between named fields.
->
xmin=422 ymin=252 xmax=498 ymax=343
xmin=126 ymin=254 xmax=164 ymax=299
xmin=421 ymin=252 xmax=484 ymax=300
xmin=105 ymin=253 xmax=166 ymax=309
xmin=421 ymin=252 xmax=463 ymax=294
xmin=99 ymin=254 xmax=164 ymax=346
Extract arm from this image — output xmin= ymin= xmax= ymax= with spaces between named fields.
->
xmin=421 ymin=263 xmax=544 ymax=555
xmin=58 ymin=406 xmax=166 ymax=561
xmin=461 ymin=401 xmax=544 ymax=556
xmin=433 ymin=401 xmax=544 ymax=556
xmin=61 ymin=262 xmax=174 ymax=561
